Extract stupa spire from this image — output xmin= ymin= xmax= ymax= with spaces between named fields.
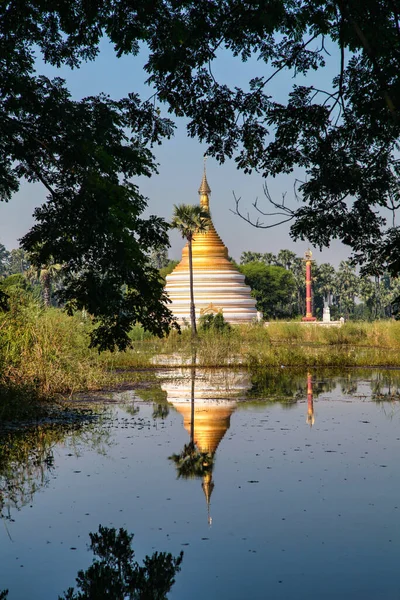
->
xmin=198 ymin=156 xmax=211 ymax=210
xmin=164 ymin=160 xmax=258 ymax=324
xmin=202 ymin=471 xmax=215 ymax=527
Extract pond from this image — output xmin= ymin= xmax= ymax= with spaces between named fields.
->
xmin=2 ymin=368 xmax=400 ymax=599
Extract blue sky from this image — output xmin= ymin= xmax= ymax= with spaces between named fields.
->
xmin=0 ymin=37 xmax=350 ymax=265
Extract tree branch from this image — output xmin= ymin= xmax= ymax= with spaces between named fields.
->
xmin=231 ymin=188 xmax=296 ymax=229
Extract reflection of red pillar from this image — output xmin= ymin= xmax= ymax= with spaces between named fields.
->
xmin=302 ymin=250 xmax=316 ymax=322
xmin=306 ymin=372 xmax=315 ymax=427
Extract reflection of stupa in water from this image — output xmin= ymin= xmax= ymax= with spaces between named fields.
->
xmin=161 ymin=369 xmax=250 ymax=523
xmin=171 ymin=398 xmax=236 ymax=454
xmin=164 ymin=169 xmax=257 ymax=323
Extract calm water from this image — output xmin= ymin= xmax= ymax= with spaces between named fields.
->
xmin=2 ymin=369 xmax=400 ymax=599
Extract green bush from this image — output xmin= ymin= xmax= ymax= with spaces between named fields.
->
xmin=199 ymin=312 xmax=231 ymax=333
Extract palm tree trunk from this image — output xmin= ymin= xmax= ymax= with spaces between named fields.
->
xmin=188 ymin=238 xmax=197 ymax=335
xmin=42 ymin=271 xmax=51 ymax=307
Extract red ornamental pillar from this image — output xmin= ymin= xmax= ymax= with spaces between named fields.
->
xmin=302 ymin=249 xmax=316 ymax=322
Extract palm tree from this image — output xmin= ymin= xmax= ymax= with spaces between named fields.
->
xmin=276 ymin=249 xmax=297 ymax=271
xmin=315 ymin=263 xmax=336 ymax=307
xmin=170 ymin=204 xmax=210 ymax=335
xmin=0 ymin=243 xmax=10 ymax=277
xmin=358 ymin=276 xmax=376 ymax=319
xmin=335 ymin=261 xmax=359 ymax=319
xmin=26 ymin=262 xmax=62 ymax=307
xmin=291 ymin=257 xmax=306 ymax=316
xmin=262 ymin=252 xmax=276 ymax=265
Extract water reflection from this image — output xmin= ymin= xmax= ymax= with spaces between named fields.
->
xmin=5 ymin=369 xmax=400 ymax=599
xmin=306 ymin=372 xmax=315 ymax=427
xmin=161 ymin=367 xmax=250 ymax=525
xmin=160 ymin=366 xmax=400 ymax=514
xmin=0 ymin=410 xmax=110 ymax=523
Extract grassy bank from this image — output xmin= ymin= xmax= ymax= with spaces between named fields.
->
xmin=2 ymin=295 xmax=400 ymax=418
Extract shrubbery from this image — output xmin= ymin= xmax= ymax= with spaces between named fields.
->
xmin=198 ymin=312 xmax=231 ymax=333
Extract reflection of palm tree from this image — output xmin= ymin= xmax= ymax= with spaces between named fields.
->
xmin=169 ymin=443 xmax=214 ymax=480
xmin=169 ymin=356 xmax=216 ymax=524
xmin=169 ymin=443 xmax=215 ymax=525
xmin=169 ymin=355 xmax=215 ymax=478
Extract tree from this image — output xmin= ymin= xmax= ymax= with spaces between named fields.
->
xmin=8 ymin=249 xmax=30 ymax=275
xmin=59 ymin=525 xmax=183 ymax=600
xmin=170 ymin=204 xmax=210 ymax=335
xmin=148 ymin=246 xmax=169 ymax=270
xmin=290 ymin=257 xmax=306 ymax=316
xmin=159 ymin=260 xmax=179 ymax=282
xmin=358 ymin=276 xmax=376 ymax=319
xmin=335 ymin=261 xmax=359 ymax=319
xmin=276 ymin=250 xmax=297 ymax=272
xmin=1 ymin=2 xmax=176 ymax=350
xmin=137 ymin=1 xmax=400 ymax=277
xmin=240 ymin=251 xmax=277 ymax=265
xmin=4 ymin=1 xmax=400 ymax=348
xmin=315 ymin=263 xmax=336 ymax=307
xmin=239 ymin=261 xmax=296 ymax=319
xmin=0 ymin=244 xmax=9 ymax=277
xmin=313 ymin=263 xmax=337 ymax=318
xmin=240 ymin=251 xmax=264 ymax=265
xmin=26 ymin=261 xmax=62 ymax=307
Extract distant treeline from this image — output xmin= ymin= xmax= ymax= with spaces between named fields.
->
xmin=2 ymin=243 xmax=399 ymax=321
xmin=152 ymin=246 xmax=400 ymax=321
xmin=237 ymin=250 xmax=400 ymax=321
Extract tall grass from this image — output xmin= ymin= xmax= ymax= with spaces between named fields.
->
xmin=2 ymin=290 xmax=400 ymax=418
xmin=0 ymin=293 xmax=153 ymax=409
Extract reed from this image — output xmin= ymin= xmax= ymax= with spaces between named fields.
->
xmin=3 ymin=293 xmax=400 ymax=420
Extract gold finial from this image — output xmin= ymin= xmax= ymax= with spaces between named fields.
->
xmin=304 ymin=248 xmax=313 ymax=261
xmin=198 ymin=156 xmax=211 ymax=195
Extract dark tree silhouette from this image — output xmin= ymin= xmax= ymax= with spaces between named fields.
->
xmin=60 ymin=526 xmax=183 ymax=600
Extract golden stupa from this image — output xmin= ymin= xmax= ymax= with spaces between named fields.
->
xmin=165 ymin=169 xmax=257 ymax=323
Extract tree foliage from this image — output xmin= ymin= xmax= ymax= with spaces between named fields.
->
xmin=198 ymin=312 xmax=232 ymax=333
xmin=4 ymin=0 xmax=400 ymax=349
xmin=60 ymin=525 xmax=183 ymax=600
xmin=239 ymin=249 xmax=400 ymax=320
xmin=239 ymin=261 xmax=296 ymax=319
xmin=169 ymin=442 xmax=214 ymax=480
xmin=1 ymin=2 xmax=177 ymax=350
xmin=8 ymin=249 xmax=30 ymax=275
xmin=0 ymin=244 xmax=10 ymax=277
xmin=136 ymin=0 xmax=400 ymax=275
xmin=159 ymin=260 xmax=179 ymax=282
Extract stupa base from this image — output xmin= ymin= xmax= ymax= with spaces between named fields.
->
xmin=302 ymin=316 xmax=317 ymax=322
